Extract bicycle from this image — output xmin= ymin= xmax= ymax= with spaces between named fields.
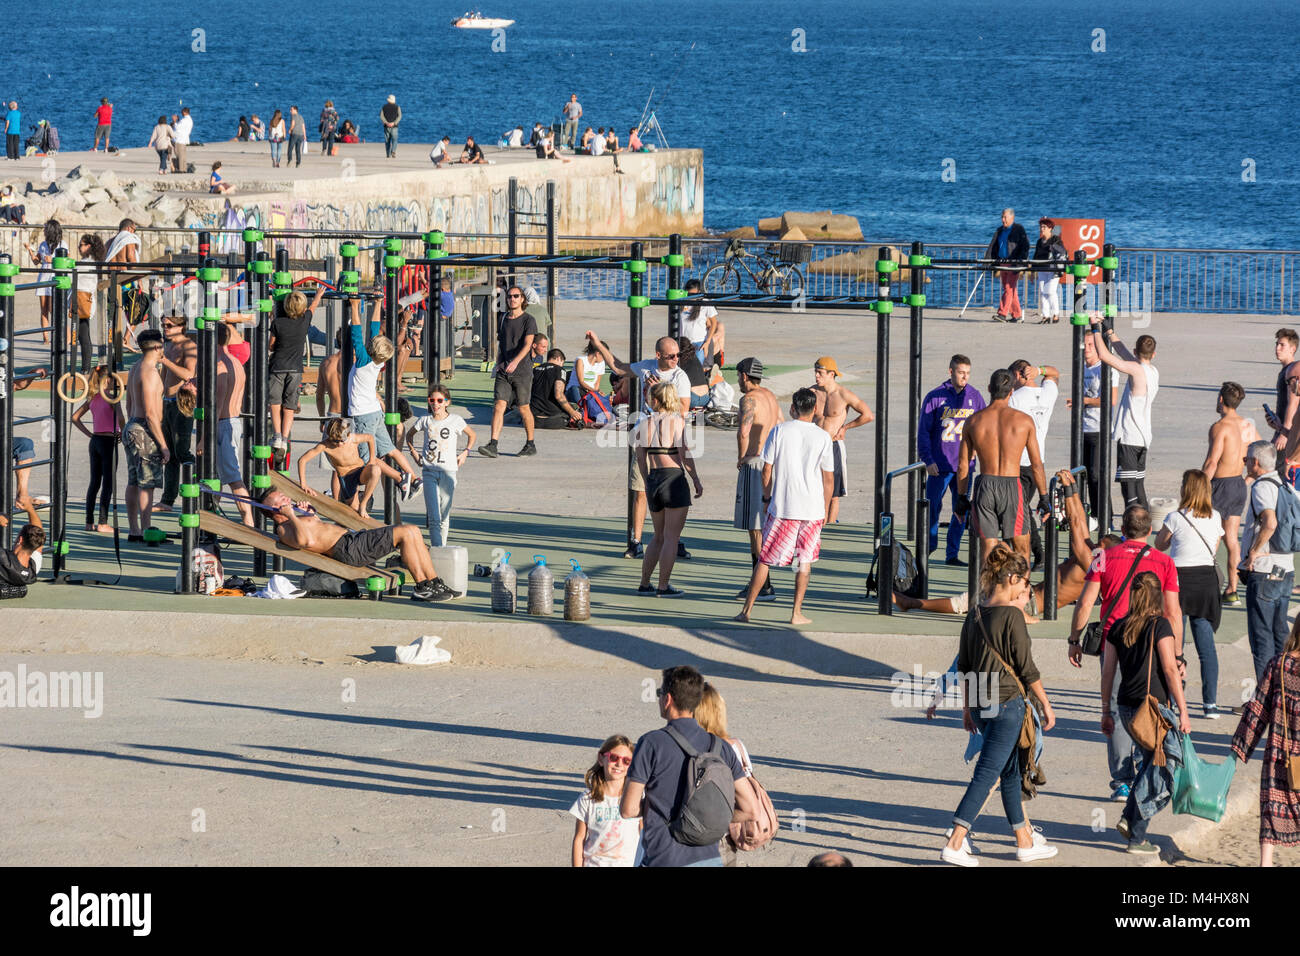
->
xmin=701 ymin=238 xmax=809 ymax=296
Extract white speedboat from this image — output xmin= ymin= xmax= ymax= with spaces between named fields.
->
xmin=452 ymin=12 xmax=514 ymax=28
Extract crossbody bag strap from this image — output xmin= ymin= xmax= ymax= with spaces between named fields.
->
xmin=1100 ymin=545 xmax=1152 ymax=626
xmin=1144 ymin=618 xmax=1158 ymax=698
xmin=1180 ymin=510 xmax=1219 ymax=565
xmin=974 ymin=606 xmax=1027 ymax=699
xmin=1282 ymin=657 xmax=1291 ymax=753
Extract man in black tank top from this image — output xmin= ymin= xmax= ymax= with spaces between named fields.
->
xmin=1268 ymin=328 xmax=1299 ymax=454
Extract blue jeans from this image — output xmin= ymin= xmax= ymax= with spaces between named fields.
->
xmin=1116 ymin=702 xmax=1180 ymax=842
xmin=384 ymin=126 xmax=399 ymax=157
xmin=352 ymin=410 xmax=396 ymax=458
xmin=953 ymin=695 xmax=1027 ymax=834
xmin=421 ymin=465 xmax=457 ymax=547
xmin=1107 ymin=667 xmax=1137 ymax=790
xmin=1245 ymin=569 xmax=1293 ymax=683
xmin=689 ymin=391 xmax=710 ymax=409
xmin=925 ymin=471 xmax=967 ymax=560
xmin=1185 ymin=615 xmax=1218 ymax=708
xmin=269 ymin=140 xmax=282 ymax=165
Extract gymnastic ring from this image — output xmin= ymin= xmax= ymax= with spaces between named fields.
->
xmin=56 ymin=371 xmax=90 ymax=404
xmin=101 ymin=372 xmax=129 ymax=405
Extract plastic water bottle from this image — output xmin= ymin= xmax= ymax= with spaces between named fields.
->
xmin=564 ymin=559 xmax=591 ymax=621
xmin=527 ymin=554 xmax=554 ymax=615
xmin=491 ymin=552 xmax=516 ymax=614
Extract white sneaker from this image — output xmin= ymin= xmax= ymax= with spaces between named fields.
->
xmin=944 ymin=827 xmax=977 ymax=855
xmin=1015 ymin=826 xmax=1058 ymax=862
xmin=940 ymin=844 xmax=979 ymax=867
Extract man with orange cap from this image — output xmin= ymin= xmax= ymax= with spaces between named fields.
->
xmin=811 ymin=356 xmax=873 ymax=524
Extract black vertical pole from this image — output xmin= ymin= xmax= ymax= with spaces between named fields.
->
xmin=507 ymin=177 xmax=518 ymax=292
xmin=250 ymin=247 xmax=273 ymax=576
xmin=914 ymin=493 xmax=929 ymax=598
xmin=546 ymin=181 xmax=556 ymax=333
xmin=50 ymin=246 xmax=72 ymax=576
xmin=907 ymin=242 xmax=925 ymax=531
xmin=1070 ymin=251 xmax=1088 ymax=473
xmin=324 ymin=254 xmax=338 ymax=359
xmin=242 ymin=232 xmax=260 ymax=498
xmin=873 ymin=259 xmax=892 ymax=543
xmin=382 ymin=236 xmax=404 ymax=526
xmin=197 ymin=240 xmax=219 ymax=507
xmin=1044 ymin=508 xmax=1059 ymax=620
xmin=339 ymin=242 xmax=358 ymax=416
xmin=1099 ymin=243 xmax=1118 ymax=534
xmin=666 ymin=234 xmax=684 ymax=340
xmin=179 ymin=460 xmax=198 ymax=593
xmin=0 ymin=254 xmax=13 ymax=551
xmin=627 ymin=241 xmax=646 ymax=547
xmin=424 ymin=230 xmax=446 ymax=386
xmin=878 ymin=504 xmax=895 ymax=615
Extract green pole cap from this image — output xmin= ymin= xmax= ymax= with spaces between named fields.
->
xmin=193 ymin=407 xmax=205 ymax=419
xmin=202 ymin=478 xmax=221 ymax=491
xmin=622 ymin=259 xmax=648 ymax=273
xmin=904 ymin=293 xmax=926 ymax=307
xmin=340 ymin=270 xmax=359 ymax=284
xmin=1071 ymin=312 xmax=1090 ymax=326
xmin=0 ymin=283 xmax=13 ymax=298
xmin=197 ymin=266 xmax=223 ymax=282
xmin=242 ymin=228 xmax=265 ymax=242
xmin=383 ymin=255 xmax=406 ymax=269
xmin=873 ymin=300 xmax=894 ymax=314
xmin=273 ymin=271 xmax=292 ymax=286
xmin=53 ymin=275 xmax=73 ymax=290
xmin=366 ymin=576 xmax=385 ymax=592
xmin=52 ymin=256 xmax=76 ymax=270
xmin=257 ymin=298 xmax=273 ymax=313
xmin=179 ymin=483 xmax=200 ymax=498
xmin=250 ymin=474 xmax=272 ymax=489
xmin=425 ymin=249 xmax=447 ymax=260
xmin=179 ymin=513 xmax=201 ymax=528
xmin=0 ymin=262 xmax=18 ymax=277
xmin=875 ymin=260 xmax=899 ymax=274
xmin=627 ymin=295 xmax=650 ymax=309
xmin=383 ymin=238 xmax=403 ymax=253
xmin=203 ymin=306 xmax=221 ymax=321
xmin=422 ymin=230 xmax=445 ymax=245
xmin=384 ymin=412 xmax=402 ymax=426
xmin=56 ymin=540 xmax=70 ymax=555
xmin=908 ymin=254 xmax=932 ymax=267
xmin=1099 ymin=256 xmax=1119 ymax=270
xmin=251 ymin=445 xmax=273 ymax=459
xmin=663 ymin=253 xmax=685 ymax=268
xmin=251 ymin=259 xmax=274 ymax=274
xmin=340 ymin=243 xmax=359 ymax=258
xmin=1102 ymin=304 xmax=1118 ymax=318
xmin=1068 ymin=263 xmax=1091 ymax=279
xmin=666 ymin=288 xmax=687 ymax=300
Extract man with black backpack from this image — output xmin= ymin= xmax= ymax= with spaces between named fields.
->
xmin=621 ymin=665 xmax=755 ymax=866
xmin=1239 ymin=440 xmax=1298 ymax=682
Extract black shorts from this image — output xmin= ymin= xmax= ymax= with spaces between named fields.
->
xmin=971 ymin=474 xmax=1029 ymax=540
xmin=494 ymin=365 xmax=533 ymax=406
xmin=1115 ymin=442 xmax=1148 ymax=481
xmin=832 ymin=440 xmax=847 ymax=497
xmin=327 ymin=526 xmax=395 ymax=567
xmin=1210 ymin=475 xmax=1247 ymax=519
xmin=339 ymin=467 xmax=362 ymax=503
xmin=269 ymin=369 xmax=302 ymax=411
xmin=646 ymin=467 xmax=691 ymax=513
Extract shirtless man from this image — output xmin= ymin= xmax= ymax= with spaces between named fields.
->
xmin=122 ymin=330 xmax=171 ymax=540
xmin=956 ymin=368 xmax=1045 ymax=564
xmin=1202 ymin=382 xmax=1250 ymax=602
xmin=897 ymin=470 xmax=1121 ymax=619
xmin=213 ymin=323 xmax=254 ymax=526
xmin=811 ymin=355 xmax=873 ymax=523
xmin=262 ymin=489 xmax=456 ymax=602
xmin=732 ymin=357 xmax=782 ymax=599
xmin=297 ymin=417 xmax=402 ymax=514
xmin=155 ymin=313 xmax=198 ymax=512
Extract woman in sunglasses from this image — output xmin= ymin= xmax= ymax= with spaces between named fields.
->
xmin=570 ymin=735 xmax=640 ymax=867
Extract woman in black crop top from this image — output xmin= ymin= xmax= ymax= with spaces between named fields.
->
xmin=634 ymin=381 xmax=703 ymax=597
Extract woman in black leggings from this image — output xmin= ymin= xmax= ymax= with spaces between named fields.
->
xmin=71 ymin=367 xmax=125 ymax=532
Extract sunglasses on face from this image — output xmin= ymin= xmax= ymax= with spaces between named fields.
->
xmin=661 ymin=352 xmax=680 ymax=360
xmin=507 ymin=293 xmax=522 ymax=299
xmin=429 ymin=398 xmax=446 ymax=405
xmin=603 ymin=754 xmax=631 ymax=767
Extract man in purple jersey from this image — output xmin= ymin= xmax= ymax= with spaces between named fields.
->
xmin=918 ymin=354 xmax=986 ymax=564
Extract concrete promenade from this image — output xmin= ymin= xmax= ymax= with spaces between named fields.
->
xmin=0 ymin=299 xmax=1294 ymax=866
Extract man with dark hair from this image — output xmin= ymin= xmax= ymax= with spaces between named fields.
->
xmin=480 ymin=286 xmax=537 ymax=458
xmin=620 ymin=665 xmax=752 ymax=867
xmin=156 ymin=314 xmax=198 ymax=512
xmin=1090 ymin=316 xmax=1159 ymax=510
xmin=1069 ymin=503 xmax=1182 ymax=802
xmin=736 ymin=387 xmax=835 ymax=625
xmin=527 ymin=347 xmax=582 ymax=429
xmin=0 ymin=496 xmax=44 ymax=589
xmin=734 ymin=357 xmax=781 ymax=598
xmin=1267 ymin=328 xmax=1300 ymax=456
xmin=986 ymin=208 xmax=1029 ymax=322
xmin=1008 ymin=358 xmax=1060 ymax=506
xmin=123 ymin=330 xmax=170 ymax=540
xmin=918 ymin=353 xmax=985 ymax=565
xmin=957 ymin=369 xmax=1044 ymax=564
xmin=1203 ymin=381 xmax=1251 ymax=603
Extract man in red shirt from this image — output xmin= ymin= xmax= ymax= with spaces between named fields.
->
xmin=1067 ymin=504 xmax=1184 ymax=801
xmin=93 ymin=98 xmax=112 ymax=151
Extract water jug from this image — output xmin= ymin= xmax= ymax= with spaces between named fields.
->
xmin=527 ymin=554 xmax=554 ymax=615
xmin=491 ymin=552 xmax=516 ymax=613
xmin=564 ymin=559 xmax=591 ymax=621
xmin=428 ymin=545 xmax=468 ymax=597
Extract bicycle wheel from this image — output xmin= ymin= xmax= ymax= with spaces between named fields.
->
xmin=702 ymin=262 xmax=741 ymax=295
xmin=704 ymin=408 xmax=739 ymax=429
xmin=774 ymin=264 xmax=805 ymax=296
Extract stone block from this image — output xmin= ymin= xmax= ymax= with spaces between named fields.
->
xmin=780 ymin=211 xmax=863 ymax=242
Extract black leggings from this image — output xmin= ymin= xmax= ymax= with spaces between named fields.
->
xmin=77 ymin=317 xmax=92 ymax=373
xmin=86 ymin=434 xmax=116 ymax=526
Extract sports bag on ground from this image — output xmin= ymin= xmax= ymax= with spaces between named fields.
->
xmin=865 ymin=541 xmax=921 ymax=598
xmin=300 ymin=568 xmax=360 ymax=598
xmin=664 ymin=725 xmax=736 ymax=846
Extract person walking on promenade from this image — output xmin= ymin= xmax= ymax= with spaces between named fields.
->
xmin=478 ymin=286 xmax=537 ymax=459
xmin=633 ymin=381 xmax=702 ymax=598
xmin=267 ymin=109 xmax=285 ymax=167
xmin=918 ymin=354 xmax=985 ymax=565
xmin=811 ymin=356 xmax=872 ymax=524
xmin=171 ymin=107 xmax=192 ymax=173
xmin=287 ymin=106 xmax=306 ymax=167
xmin=147 ymin=115 xmax=173 ymax=174
xmin=986 ymin=208 xmax=1029 ymax=322
xmin=941 ymin=544 xmax=1058 ymax=867
xmin=4 ymin=101 xmax=20 ymax=160
xmin=570 ymin=735 xmax=640 ymax=867
xmin=1067 ymin=332 xmax=1118 ymax=525
xmin=1265 ymin=328 xmax=1300 ymax=466
xmin=380 ymin=95 xmax=401 ymax=158
xmin=1239 ymin=440 xmax=1296 ymax=684
xmin=736 ymin=388 xmax=835 ymax=626
xmin=1101 ymin=571 xmax=1191 ymax=857
xmin=956 ymin=369 xmax=1044 ymax=565
xmin=319 ymin=100 xmax=339 ymax=155
xmin=1031 ymin=218 xmax=1067 ymax=324
xmin=1069 ymin=504 xmax=1182 ymax=802
xmin=733 ymin=358 xmax=781 ymax=598
xmin=406 ymin=384 xmax=475 ymax=547
xmin=695 ymin=683 xmax=770 ymax=864
xmin=561 ymin=94 xmax=582 ymax=149
xmin=1089 ymin=315 xmax=1159 ymax=511
xmin=1153 ymin=470 xmax=1225 ymax=719
xmin=1231 ymin=616 xmax=1300 ymax=867
xmin=1202 ymin=382 xmax=1250 ymax=605
xmin=620 ymin=665 xmax=753 ymax=868
xmin=92 ymin=98 xmax=112 ymax=151
xmin=71 ymin=366 xmax=125 ymax=533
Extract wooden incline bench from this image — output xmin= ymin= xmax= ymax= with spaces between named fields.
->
xmin=197 ymin=511 xmax=402 ymax=590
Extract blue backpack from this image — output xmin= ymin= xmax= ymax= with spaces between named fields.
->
xmin=1255 ymin=475 xmax=1300 ymax=554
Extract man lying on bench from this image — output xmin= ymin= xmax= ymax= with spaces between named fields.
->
xmin=262 ymin=490 xmax=458 ymax=602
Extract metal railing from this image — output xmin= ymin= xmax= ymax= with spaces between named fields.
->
xmin=3 ymin=224 xmax=1296 ymax=314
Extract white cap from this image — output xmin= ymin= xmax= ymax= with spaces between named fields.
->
xmin=259 ymin=574 xmax=306 ymax=599
xmin=387 ymin=95 xmax=396 ymax=103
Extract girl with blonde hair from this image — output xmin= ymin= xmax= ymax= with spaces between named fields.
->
xmin=633 ymin=380 xmax=702 ymax=597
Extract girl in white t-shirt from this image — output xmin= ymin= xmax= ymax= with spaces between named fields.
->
xmin=570 ymin=735 xmax=640 ymax=867
xmin=405 ymin=384 xmax=475 ymax=547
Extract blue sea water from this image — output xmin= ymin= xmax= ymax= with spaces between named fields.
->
xmin=4 ymin=0 xmax=1297 ymax=248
